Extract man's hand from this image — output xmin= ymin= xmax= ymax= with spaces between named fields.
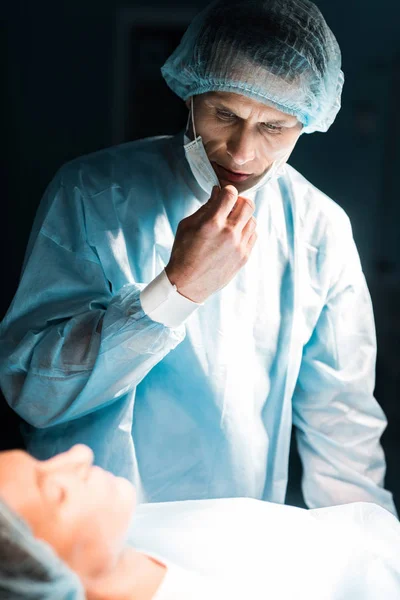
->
xmin=165 ymin=185 xmax=257 ymax=303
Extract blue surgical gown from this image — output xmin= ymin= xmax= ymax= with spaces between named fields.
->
xmin=0 ymin=132 xmax=396 ymax=513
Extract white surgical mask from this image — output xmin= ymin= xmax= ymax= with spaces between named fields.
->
xmin=184 ymin=99 xmax=220 ymax=195
xmin=183 ymin=97 xmax=292 ymax=197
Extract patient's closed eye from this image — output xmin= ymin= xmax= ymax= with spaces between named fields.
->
xmin=36 ymin=471 xmax=66 ymax=504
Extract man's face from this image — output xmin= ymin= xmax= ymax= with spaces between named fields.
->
xmin=188 ymin=92 xmax=303 ymax=193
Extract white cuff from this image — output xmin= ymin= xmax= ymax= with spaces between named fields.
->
xmin=140 ymin=270 xmax=201 ymax=328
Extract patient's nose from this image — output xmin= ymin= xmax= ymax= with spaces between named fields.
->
xmin=41 ymin=444 xmax=94 ymax=475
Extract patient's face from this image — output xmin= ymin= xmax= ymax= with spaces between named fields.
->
xmin=0 ymin=445 xmax=135 ymax=576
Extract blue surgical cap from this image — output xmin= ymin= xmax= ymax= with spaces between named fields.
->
xmin=161 ymin=0 xmax=344 ymax=133
xmin=0 ymin=498 xmax=85 ymax=600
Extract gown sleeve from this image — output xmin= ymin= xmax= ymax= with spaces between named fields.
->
xmin=292 ymin=213 xmax=397 ymax=516
xmin=0 ymin=167 xmax=185 ymax=428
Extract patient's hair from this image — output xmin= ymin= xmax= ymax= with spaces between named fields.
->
xmin=0 ymin=498 xmax=84 ymax=600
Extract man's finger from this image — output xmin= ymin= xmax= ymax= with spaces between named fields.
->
xmin=242 ymin=216 xmax=257 ymax=243
xmin=208 ymin=185 xmax=220 ymax=203
xmin=246 ymin=230 xmax=258 ymax=253
xmin=208 ymin=184 xmax=238 ymax=219
xmin=228 ymin=196 xmax=255 ymax=229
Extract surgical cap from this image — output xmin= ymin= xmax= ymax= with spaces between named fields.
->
xmin=0 ymin=498 xmax=84 ymax=600
xmin=161 ymin=0 xmax=344 ymax=133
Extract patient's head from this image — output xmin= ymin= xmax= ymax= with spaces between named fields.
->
xmin=0 ymin=496 xmax=85 ymax=599
xmin=0 ymin=445 xmax=136 ymax=578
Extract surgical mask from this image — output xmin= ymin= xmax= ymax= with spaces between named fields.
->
xmin=183 ymin=100 xmax=220 ymax=195
xmin=183 ymin=97 xmax=292 ymax=197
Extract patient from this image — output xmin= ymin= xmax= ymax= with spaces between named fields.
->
xmin=1 ymin=444 xmax=400 ymax=600
xmin=0 ymin=444 xmax=166 ymax=600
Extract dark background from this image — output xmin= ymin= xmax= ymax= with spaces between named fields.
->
xmin=1 ymin=0 xmax=399 ymax=509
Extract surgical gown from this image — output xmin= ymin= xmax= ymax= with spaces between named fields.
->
xmin=0 ymin=132 xmax=395 ymax=513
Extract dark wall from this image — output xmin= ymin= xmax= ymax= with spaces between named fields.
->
xmin=2 ymin=0 xmax=399 ymax=505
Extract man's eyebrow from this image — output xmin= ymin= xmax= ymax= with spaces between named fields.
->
xmin=212 ymin=101 xmax=291 ymax=126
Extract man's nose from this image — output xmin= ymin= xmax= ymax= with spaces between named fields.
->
xmin=226 ymin=129 xmax=256 ymax=166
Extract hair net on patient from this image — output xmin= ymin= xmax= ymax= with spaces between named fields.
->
xmin=0 ymin=498 xmax=84 ymax=600
xmin=162 ymin=0 xmax=344 ymax=133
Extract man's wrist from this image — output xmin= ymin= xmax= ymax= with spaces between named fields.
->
xmin=164 ymin=265 xmax=208 ymax=304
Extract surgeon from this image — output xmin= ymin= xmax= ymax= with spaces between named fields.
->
xmin=1 ymin=444 xmax=400 ymax=600
xmin=0 ymin=0 xmax=396 ymax=513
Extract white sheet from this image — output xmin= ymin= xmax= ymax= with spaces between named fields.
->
xmin=128 ymin=498 xmax=400 ymax=599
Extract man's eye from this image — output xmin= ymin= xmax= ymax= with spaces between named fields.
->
xmin=216 ymin=110 xmax=236 ymax=121
xmin=263 ymin=123 xmax=282 ymax=134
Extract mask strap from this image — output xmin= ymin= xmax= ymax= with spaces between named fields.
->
xmin=191 ymin=96 xmax=198 ymax=142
